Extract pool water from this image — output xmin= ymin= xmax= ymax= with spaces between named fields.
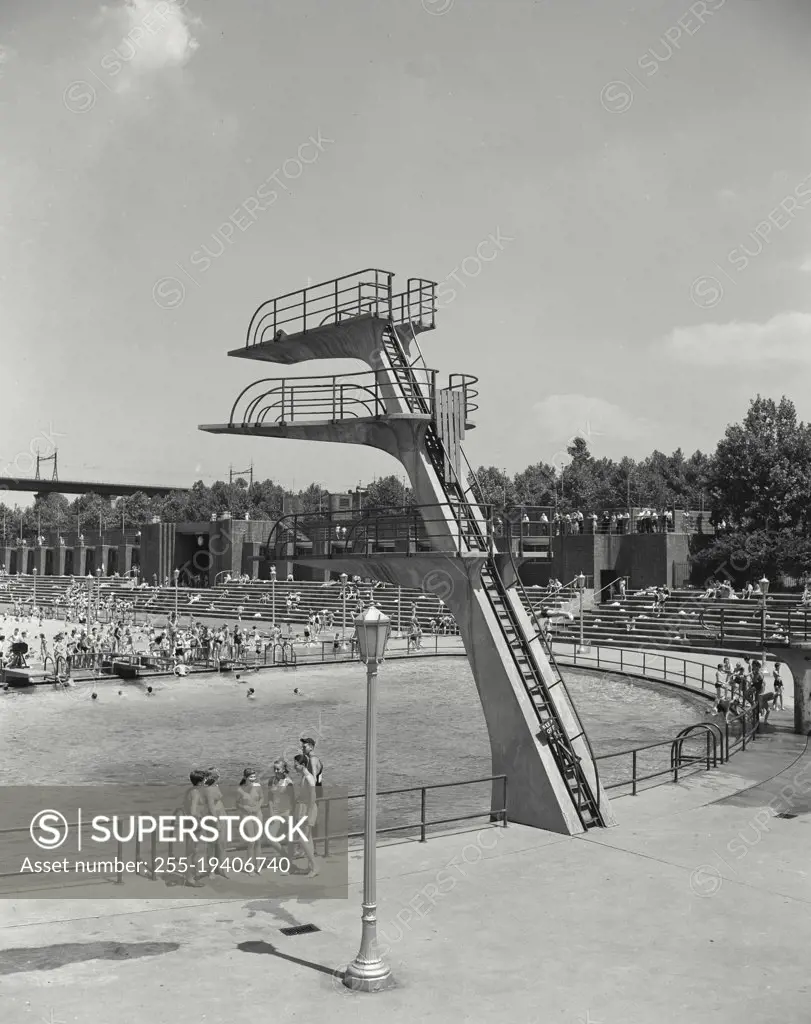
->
xmin=0 ymin=659 xmax=706 ymax=828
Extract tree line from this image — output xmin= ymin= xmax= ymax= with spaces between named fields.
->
xmin=5 ymin=395 xmax=810 ymax=579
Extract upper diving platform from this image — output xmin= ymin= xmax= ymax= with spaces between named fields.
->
xmin=230 ymin=269 xmax=437 ymax=364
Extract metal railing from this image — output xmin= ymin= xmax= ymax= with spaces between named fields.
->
xmin=245 ymin=269 xmax=438 ymax=347
xmin=319 ymin=774 xmax=507 ymax=855
xmin=552 ymin=641 xmax=763 ymax=792
xmin=228 ymin=370 xmax=416 ymax=428
xmin=263 ymin=503 xmax=494 ymax=561
xmin=0 ymin=774 xmax=506 ymax=889
xmin=447 ymin=374 xmax=479 ymax=417
xmin=593 ymin=708 xmax=758 ymax=795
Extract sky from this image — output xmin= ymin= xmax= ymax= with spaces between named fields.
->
xmin=2 ymin=0 xmax=811 ymax=501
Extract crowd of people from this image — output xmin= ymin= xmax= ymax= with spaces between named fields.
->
xmin=511 ymin=509 xmax=701 ymax=536
xmin=710 ymin=657 xmax=783 ymax=725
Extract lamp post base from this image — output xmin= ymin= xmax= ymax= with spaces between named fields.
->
xmin=342 ymin=959 xmax=394 ymax=992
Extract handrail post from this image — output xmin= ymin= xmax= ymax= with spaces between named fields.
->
xmin=420 ymin=788 xmax=427 ymax=842
xmin=632 ymin=749 xmax=637 ymax=796
xmin=323 ymin=797 xmax=330 ymax=857
xmin=502 ymin=775 xmax=508 ymax=825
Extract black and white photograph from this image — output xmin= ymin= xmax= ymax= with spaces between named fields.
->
xmin=1 ymin=2 xmax=810 ymax=1021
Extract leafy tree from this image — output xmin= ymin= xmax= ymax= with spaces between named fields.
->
xmin=472 ymin=466 xmax=517 ymax=513
xmin=363 ymin=476 xmax=413 ymax=512
xmin=710 ymin=396 xmax=811 ymax=532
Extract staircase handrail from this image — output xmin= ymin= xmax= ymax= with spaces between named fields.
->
xmin=423 ymin=424 xmax=604 ymax=824
xmin=593 ymin=576 xmax=629 ymax=602
xmin=503 ymin=520 xmax=604 ymax=820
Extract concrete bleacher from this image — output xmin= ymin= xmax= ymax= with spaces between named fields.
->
xmin=0 ymin=575 xmax=456 ymax=635
xmin=8 ymin=574 xmax=803 ymax=655
xmin=551 ymin=587 xmax=810 ymax=653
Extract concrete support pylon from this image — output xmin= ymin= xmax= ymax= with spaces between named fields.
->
xmin=768 ymin=644 xmax=811 ymax=734
xmin=286 ymin=553 xmax=611 ymax=833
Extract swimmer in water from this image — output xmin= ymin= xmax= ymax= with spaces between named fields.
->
xmin=247 ymin=687 xmax=256 ymax=699
xmin=293 ymin=687 xmax=300 ymax=695
xmin=146 ymin=686 xmax=153 ymax=695
xmin=91 ymin=692 xmax=98 ymax=700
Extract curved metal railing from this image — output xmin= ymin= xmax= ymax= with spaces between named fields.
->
xmin=245 ymin=269 xmax=438 ymax=347
xmin=447 ymin=374 xmax=479 ymax=416
xmin=226 ymin=370 xmax=478 ymax=430
xmin=228 ymin=370 xmax=430 ymax=428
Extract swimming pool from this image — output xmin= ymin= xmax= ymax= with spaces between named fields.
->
xmin=0 ymin=657 xmax=707 ymax=832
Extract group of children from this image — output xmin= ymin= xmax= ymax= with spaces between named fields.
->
xmin=711 ymin=656 xmax=783 ymax=723
xmin=180 ymin=738 xmax=323 ymax=886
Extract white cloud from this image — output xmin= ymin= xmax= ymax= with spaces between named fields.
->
xmin=98 ymin=0 xmax=199 ymax=92
xmin=534 ymin=394 xmax=650 ymax=450
xmin=664 ymin=311 xmax=811 ymax=366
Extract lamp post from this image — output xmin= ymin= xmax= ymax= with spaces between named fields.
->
xmin=174 ymin=568 xmax=180 ymax=624
xmin=32 ymin=567 xmax=37 ymax=609
xmin=340 ymin=572 xmax=348 ymax=639
xmin=271 ymin=564 xmax=277 ymax=627
xmin=760 ymin=575 xmax=770 ymax=649
xmin=343 ymin=602 xmax=392 ymax=992
xmin=95 ymin=568 xmax=102 ymax=623
xmin=576 ymin=571 xmax=586 ymax=653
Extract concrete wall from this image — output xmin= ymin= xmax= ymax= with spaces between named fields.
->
xmin=552 ymin=533 xmax=690 ymax=591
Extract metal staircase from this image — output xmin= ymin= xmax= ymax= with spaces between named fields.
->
xmin=376 ymin=316 xmax=608 ymax=829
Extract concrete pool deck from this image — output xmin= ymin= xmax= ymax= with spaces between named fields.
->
xmin=2 ymin=722 xmax=809 ymax=1024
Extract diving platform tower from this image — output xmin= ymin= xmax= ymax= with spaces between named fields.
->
xmin=200 ymin=269 xmax=615 ymax=835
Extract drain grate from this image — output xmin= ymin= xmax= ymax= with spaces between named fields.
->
xmin=279 ymin=924 xmax=320 ymax=936
xmin=776 ymin=812 xmax=798 ymax=819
